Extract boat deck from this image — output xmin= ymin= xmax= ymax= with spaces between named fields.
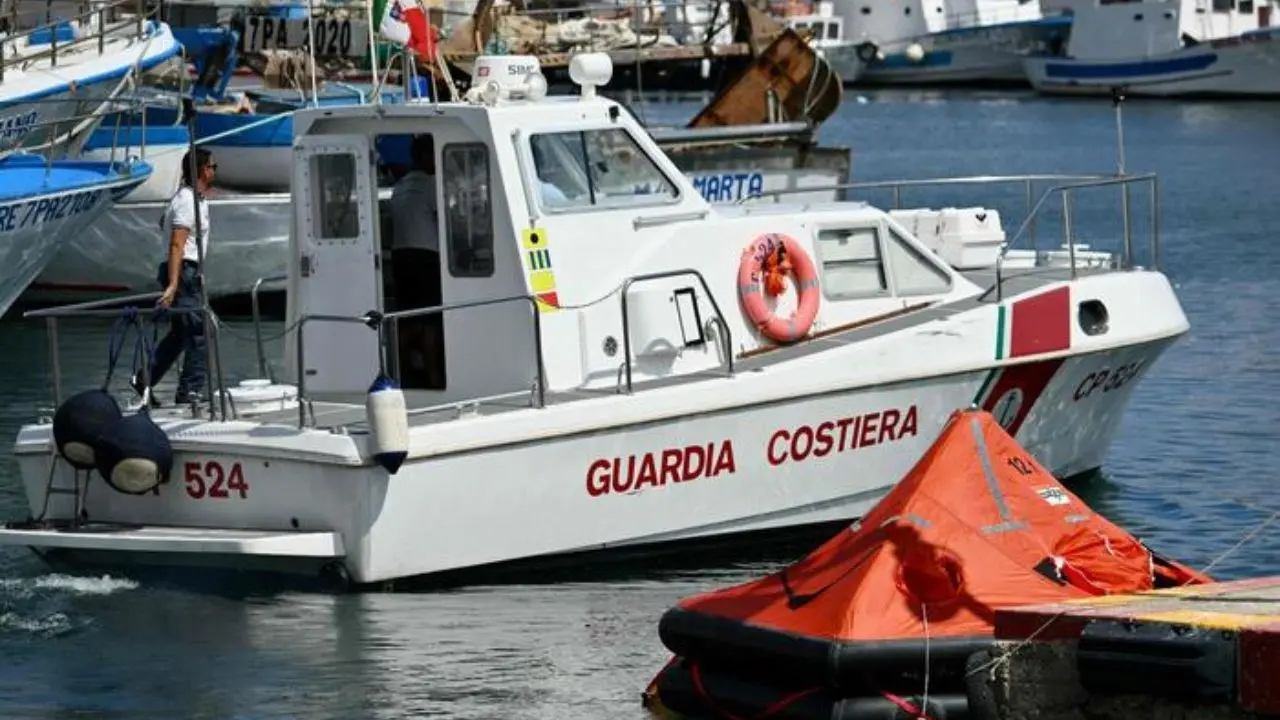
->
xmin=241 ymin=264 xmax=1096 ymax=433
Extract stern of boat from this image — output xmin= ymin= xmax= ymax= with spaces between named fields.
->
xmin=3 ymin=414 xmax=382 ymax=586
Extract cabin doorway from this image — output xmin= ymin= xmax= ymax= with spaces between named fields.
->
xmin=378 ymin=132 xmax=447 ymax=391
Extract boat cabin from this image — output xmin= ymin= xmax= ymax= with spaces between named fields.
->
xmin=282 ymin=53 xmax=983 ymax=409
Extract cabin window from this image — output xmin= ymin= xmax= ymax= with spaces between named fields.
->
xmin=1212 ymin=0 xmax=1233 ymax=10
xmin=442 ymin=143 xmax=494 ymax=278
xmin=885 ymin=227 xmax=953 ymax=296
xmin=1239 ymin=0 xmax=1253 ymax=11
xmin=814 ymin=226 xmax=888 ymax=299
xmin=529 ymin=128 xmax=678 ymax=212
xmin=827 ymin=22 xmax=839 ymax=38
xmin=311 ymin=153 xmax=359 ymax=240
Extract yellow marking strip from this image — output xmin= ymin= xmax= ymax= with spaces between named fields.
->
xmin=1062 ymin=594 xmax=1151 ymax=607
xmin=529 ymin=269 xmax=556 ymax=294
xmin=521 ymin=227 xmax=549 ymax=251
xmin=1133 ymin=610 xmax=1280 ymax=630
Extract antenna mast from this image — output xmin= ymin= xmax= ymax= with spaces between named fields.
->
xmin=1111 ymin=84 xmax=1132 ymax=266
xmin=368 ymin=0 xmax=382 ymax=104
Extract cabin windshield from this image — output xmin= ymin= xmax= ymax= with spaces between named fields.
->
xmin=529 ymin=127 xmax=679 ymax=212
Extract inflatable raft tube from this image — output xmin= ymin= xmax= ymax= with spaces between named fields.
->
xmin=659 ymin=607 xmax=996 ymax=691
xmin=653 ymin=658 xmax=971 ymax=720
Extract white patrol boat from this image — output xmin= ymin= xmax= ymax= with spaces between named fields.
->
xmin=0 ymin=53 xmax=1181 ymax=589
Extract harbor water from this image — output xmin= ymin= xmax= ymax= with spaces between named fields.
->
xmin=0 ymin=90 xmax=1278 ymax=718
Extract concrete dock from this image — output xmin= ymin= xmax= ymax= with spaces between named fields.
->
xmin=976 ymin=576 xmax=1280 ymax=719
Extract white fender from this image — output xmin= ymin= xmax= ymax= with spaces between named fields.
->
xmin=367 ymin=374 xmax=409 ymax=474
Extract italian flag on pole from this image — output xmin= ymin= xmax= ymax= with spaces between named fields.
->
xmin=373 ymin=0 xmax=437 ymax=59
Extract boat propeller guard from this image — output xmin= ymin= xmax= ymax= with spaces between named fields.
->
xmin=737 ymin=233 xmax=821 ymax=344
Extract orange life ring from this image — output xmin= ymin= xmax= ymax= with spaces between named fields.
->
xmin=737 ymin=233 xmax=820 ymax=343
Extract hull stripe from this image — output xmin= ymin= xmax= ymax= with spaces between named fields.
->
xmin=972 ymin=368 xmax=999 ymax=405
xmin=995 ymin=304 xmax=1007 ymax=360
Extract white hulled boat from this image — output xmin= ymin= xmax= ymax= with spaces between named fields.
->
xmin=0 ymin=54 xmax=1181 ymax=589
xmin=826 ymin=0 xmax=1070 ymax=86
xmin=0 ymin=1 xmax=180 ymax=155
xmin=0 ymin=153 xmax=150 ymax=317
xmin=1024 ymin=0 xmax=1280 ymax=97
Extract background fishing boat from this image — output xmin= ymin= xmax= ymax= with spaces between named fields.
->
xmin=1024 ymin=0 xmax=1280 ymax=98
xmin=22 ymin=24 xmax=850 ymax=307
xmin=0 ymin=154 xmax=150 ymax=317
xmin=0 ymin=0 xmax=180 ymax=156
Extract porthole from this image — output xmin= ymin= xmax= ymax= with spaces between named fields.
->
xmin=1078 ymin=300 xmax=1109 ymax=336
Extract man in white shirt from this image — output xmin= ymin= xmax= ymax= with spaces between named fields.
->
xmin=132 ymin=147 xmax=215 ymax=406
xmin=389 ymin=134 xmax=444 ymax=389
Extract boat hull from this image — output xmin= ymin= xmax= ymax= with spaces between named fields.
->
xmin=28 ymin=191 xmax=291 ymax=302
xmin=77 ymin=125 xmax=187 ymax=203
xmin=0 ymin=164 xmax=147 ymax=317
xmin=852 ymin=18 xmax=1068 ymax=86
xmin=0 ymin=22 xmax=181 ymax=154
xmin=4 ymin=269 xmax=1186 ymax=585
xmin=1024 ymin=30 xmax=1280 ymax=97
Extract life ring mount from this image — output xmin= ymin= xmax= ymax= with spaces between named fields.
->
xmin=737 ymin=233 xmax=821 ymax=344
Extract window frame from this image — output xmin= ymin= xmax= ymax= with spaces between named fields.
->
xmin=811 ymin=219 xmax=955 ymax=300
xmin=811 ymin=222 xmax=892 ymax=301
xmin=522 ymin=123 xmax=683 ymax=216
xmin=441 ymin=141 xmax=495 ymax=279
xmin=310 ymin=151 xmax=361 ymax=241
xmin=881 ymin=223 xmax=955 ymax=297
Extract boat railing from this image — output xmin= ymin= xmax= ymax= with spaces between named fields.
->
xmin=0 ymin=93 xmax=141 ymax=158
xmin=0 ymin=0 xmax=153 ymax=83
xmin=940 ymin=7 xmax=1053 ymax=31
xmin=619 ymin=268 xmax=734 ymax=394
xmin=741 ymin=172 xmax=1160 ymax=292
xmin=293 ymin=294 xmax=548 ymax=428
xmin=23 ymin=291 xmax=233 ymax=422
xmin=248 ymin=267 xmax=732 ymax=424
xmin=991 ymin=173 xmax=1158 ymax=299
xmin=251 ymin=274 xmax=289 ymax=381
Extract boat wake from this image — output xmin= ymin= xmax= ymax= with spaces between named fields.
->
xmin=0 ymin=573 xmax=137 ymax=637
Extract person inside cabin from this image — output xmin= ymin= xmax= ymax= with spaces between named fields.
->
xmin=131 ymin=148 xmax=216 ymax=407
xmin=390 ymin=134 xmax=444 ymax=389
xmin=530 ymin=140 xmax=571 ymax=208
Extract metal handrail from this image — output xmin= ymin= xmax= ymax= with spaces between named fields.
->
xmin=23 ymin=290 xmax=161 ymax=318
xmin=251 ymin=274 xmax=288 ymax=380
xmin=293 ymin=293 xmax=547 ymax=428
xmin=987 ymin=173 xmax=1158 ymax=301
xmin=741 ymin=173 xmax=1114 ymax=208
xmin=0 ymin=0 xmax=150 ymax=83
xmin=745 ymin=171 xmax=1156 ymax=263
xmin=24 ymin=292 xmax=231 ymax=421
xmin=619 ymin=268 xmax=733 ymax=394
xmin=0 ymin=94 xmax=145 ymax=152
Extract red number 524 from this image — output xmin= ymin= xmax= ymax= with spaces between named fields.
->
xmin=184 ymin=461 xmax=249 ymax=499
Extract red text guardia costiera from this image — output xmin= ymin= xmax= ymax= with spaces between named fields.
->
xmin=586 ymin=405 xmax=920 ymax=496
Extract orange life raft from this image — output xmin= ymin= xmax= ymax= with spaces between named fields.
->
xmin=737 ymin=233 xmax=821 ymax=343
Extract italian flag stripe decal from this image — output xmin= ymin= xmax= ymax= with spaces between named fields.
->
xmin=993 ymin=286 xmax=1072 ymax=362
xmin=973 ymin=286 xmax=1073 ymax=435
xmin=995 ymin=304 xmax=1007 ymax=360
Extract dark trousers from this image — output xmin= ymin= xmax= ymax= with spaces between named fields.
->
xmin=149 ymin=260 xmax=207 ymax=402
xmin=391 ymin=248 xmax=444 ymax=389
